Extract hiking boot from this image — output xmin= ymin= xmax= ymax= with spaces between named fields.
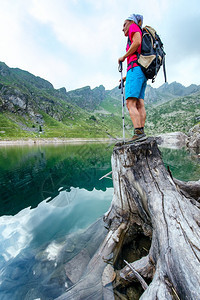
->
xmin=114 ymin=129 xmax=147 ymax=147
xmin=140 ymin=128 xmax=145 ymax=134
xmin=115 ymin=140 xmax=125 ymax=147
xmin=125 ymin=129 xmax=147 ymax=144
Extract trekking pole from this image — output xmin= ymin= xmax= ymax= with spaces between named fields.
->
xmin=118 ymin=61 xmax=125 ymax=143
xmin=163 ymin=56 xmax=167 ymax=83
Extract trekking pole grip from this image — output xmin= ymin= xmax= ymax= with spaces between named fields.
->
xmin=118 ymin=61 xmax=122 ymax=72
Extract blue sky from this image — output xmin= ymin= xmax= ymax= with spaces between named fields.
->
xmin=0 ymin=0 xmax=199 ymax=91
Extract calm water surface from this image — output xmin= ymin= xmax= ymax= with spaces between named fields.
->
xmin=0 ymin=142 xmax=199 ymax=299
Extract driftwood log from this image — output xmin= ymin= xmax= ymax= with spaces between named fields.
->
xmin=56 ymin=137 xmax=200 ymax=300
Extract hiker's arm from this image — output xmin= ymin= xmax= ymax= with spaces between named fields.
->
xmin=118 ymin=32 xmax=141 ymax=63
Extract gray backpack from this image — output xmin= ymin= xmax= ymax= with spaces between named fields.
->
xmin=127 ymin=26 xmax=167 ymax=83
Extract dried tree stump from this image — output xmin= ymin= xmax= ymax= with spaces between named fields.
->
xmin=106 ymin=137 xmax=200 ymax=299
xmin=56 ymin=137 xmax=200 ymax=300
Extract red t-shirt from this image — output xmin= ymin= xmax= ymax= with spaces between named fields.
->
xmin=126 ymin=23 xmax=142 ymax=72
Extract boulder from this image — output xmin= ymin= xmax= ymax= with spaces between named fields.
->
xmin=156 ymin=131 xmax=188 ymax=149
xmin=187 ymin=124 xmax=200 ymax=150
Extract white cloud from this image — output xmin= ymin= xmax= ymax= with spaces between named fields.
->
xmin=0 ymin=1 xmax=27 ymax=65
xmin=167 ymin=57 xmax=200 ymax=87
xmin=29 ymin=0 xmax=121 ymax=58
xmin=0 ymin=0 xmax=199 ymax=90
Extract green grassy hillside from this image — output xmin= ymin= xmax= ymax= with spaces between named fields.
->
xmin=145 ymin=93 xmax=200 ymax=134
xmin=0 ymin=63 xmax=121 ymax=139
xmin=0 ymin=61 xmax=199 ymax=139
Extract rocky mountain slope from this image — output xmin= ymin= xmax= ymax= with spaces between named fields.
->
xmin=109 ymin=81 xmax=200 ymax=105
xmin=0 ymin=62 xmax=199 ymax=139
xmin=145 ymin=94 xmax=200 ymax=134
xmin=0 ymin=62 xmax=119 ymax=139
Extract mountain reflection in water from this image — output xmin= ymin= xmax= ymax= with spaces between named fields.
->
xmin=0 ymin=143 xmax=113 ymax=216
xmin=0 ymin=188 xmax=111 ymax=299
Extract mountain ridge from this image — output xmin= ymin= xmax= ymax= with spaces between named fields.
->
xmin=0 ymin=62 xmax=199 ymax=139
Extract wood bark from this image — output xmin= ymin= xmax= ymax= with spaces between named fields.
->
xmin=56 ymin=137 xmax=200 ymax=300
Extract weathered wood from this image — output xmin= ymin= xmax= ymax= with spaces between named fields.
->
xmin=56 ymin=137 xmax=200 ymax=299
xmin=56 ymin=222 xmax=127 ymax=299
xmin=107 ymin=137 xmax=200 ymax=299
xmin=124 ymin=260 xmax=148 ymax=290
xmin=99 ymin=171 xmax=113 ymax=181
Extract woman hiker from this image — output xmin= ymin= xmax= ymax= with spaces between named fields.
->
xmin=118 ymin=14 xmax=147 ymax=143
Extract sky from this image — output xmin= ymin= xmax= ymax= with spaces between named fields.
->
xmin=0 ymin=0 xmax=199 ymax=91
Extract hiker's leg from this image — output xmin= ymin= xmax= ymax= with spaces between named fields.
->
xmin=125 ymin=67 xmax=147 ymax=130
xmin=126 ymin=97 xmax=141 ymax=128
xmin=136 ymin=98 xmax=146 ymax=127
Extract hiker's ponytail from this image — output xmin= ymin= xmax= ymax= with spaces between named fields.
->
xmin=138 ymin=19 xmax=142 ymax=27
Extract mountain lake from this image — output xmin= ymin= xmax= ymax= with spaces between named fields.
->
xmin=0 ymin=141 xmax=199 ymax=299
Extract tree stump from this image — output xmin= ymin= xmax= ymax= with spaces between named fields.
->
xmin=56 ymin=137 xmax=200 ymax=300
xmin=106 ymin=137 xmax=200 ymax=299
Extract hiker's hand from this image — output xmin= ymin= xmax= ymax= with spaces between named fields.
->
xmin=119 ymin=76 xmax=126 ymax=82
xmin=118 ymin=56 xmax=125 ymax=64
xmin=119 ymin=76 xmax=126 ymax=88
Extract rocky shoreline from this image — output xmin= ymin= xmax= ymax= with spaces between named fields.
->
xmin=0 ymin=137 xmax=112 ymax=146
xmin=0 ymin=124 xmax=199 ymax=152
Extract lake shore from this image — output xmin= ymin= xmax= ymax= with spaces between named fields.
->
xmin=0 ymin=137 xmax=114 ymax=146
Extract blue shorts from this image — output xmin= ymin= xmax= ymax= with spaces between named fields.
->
xmin=125 ymin=66 xmax=147 ymax=100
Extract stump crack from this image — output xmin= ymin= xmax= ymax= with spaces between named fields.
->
xmin=164 ymin=276 xmax=181 ymax=300
xmin=123 ymin=177 xmax=134 ymax=215
xmin=118 ymin=175 xmax=124 ymax=211
xmin=177 ymin=197 xmax=200 ymax=242
xmin=123 ymin=176 xmax=151 ymax=225
xmin=146 ymin=154 xmax=169 ymax=246
xmin=178 ymin=222 xmax=200 ymax=262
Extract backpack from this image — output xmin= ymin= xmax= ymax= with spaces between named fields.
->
xmin=127 ymin=25 xmax=167 ymax=83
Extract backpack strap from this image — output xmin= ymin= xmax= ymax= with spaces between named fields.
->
xmin=127 ymin=36 xmax=132 ymax=48
xmin=127 ymin=57 xmax=139 ymax=70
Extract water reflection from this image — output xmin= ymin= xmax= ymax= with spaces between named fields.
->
xmin=0 ymin=187 xmax=113 ymax=259
xmin=160 ymin=147 xmax=200 ymax=181
xmin=0 ymin=187 xmax=112 ymax=300
xmin=0 ymin=143 xmax=113 ymax=216
xmin=0 ymin=143 xmax=114 ymax=299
